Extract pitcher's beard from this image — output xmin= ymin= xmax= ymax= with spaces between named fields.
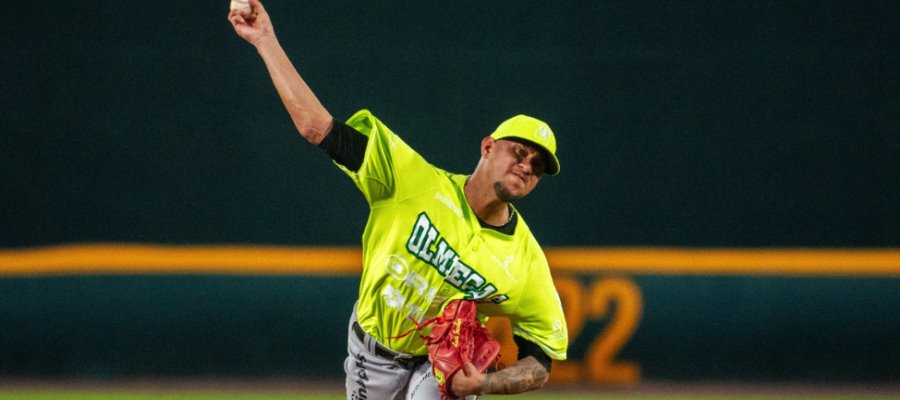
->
xmin=493 ymin=181 xmax=523 ymax=203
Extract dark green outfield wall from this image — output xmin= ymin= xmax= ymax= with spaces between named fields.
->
xmin=2 ymin=1 xmax=898 ymax=247
xmin=1 ymin=0 xmax=898 ymax=383
xmin=2 ymin=275 xmax=899 ymax=382
xmin=620 ymin=275 xmax=900 ymax=382
xmin=0 ymin=276 xmax=357 ymax=378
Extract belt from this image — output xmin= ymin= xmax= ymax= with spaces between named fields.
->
xmin=352 ymin=321 xmax=428 ymax=368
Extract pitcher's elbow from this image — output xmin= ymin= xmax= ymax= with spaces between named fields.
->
xmin=293 ymin=112 xmax=333 ymax=145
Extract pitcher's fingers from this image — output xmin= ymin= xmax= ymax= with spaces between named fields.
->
xmin=228 ymin=12 xmax=247 ymax=26
xmin=248 ymin=0 xmax=265 ymax=13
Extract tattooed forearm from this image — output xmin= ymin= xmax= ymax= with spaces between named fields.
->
xmin=480 ymin=356 xmax=550 ymax=394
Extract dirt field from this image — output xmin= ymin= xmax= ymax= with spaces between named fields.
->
xmin=2 ymin=379 xmax=900 ymax=400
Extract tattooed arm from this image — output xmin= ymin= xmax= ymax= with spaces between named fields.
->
xmin=450 ymin=356 xmax=550 ymax=396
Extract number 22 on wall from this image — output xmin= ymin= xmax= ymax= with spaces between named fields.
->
xmin=487 ymin=276 xmax=643 ymax=385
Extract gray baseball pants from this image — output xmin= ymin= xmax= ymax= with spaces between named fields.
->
xmin=344 ymin=305 xmax=477 ymax=400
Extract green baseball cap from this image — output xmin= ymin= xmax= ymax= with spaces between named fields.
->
xmin=489 ymin=115 xmax=560 ymax=175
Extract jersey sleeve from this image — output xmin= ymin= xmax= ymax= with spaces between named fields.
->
xmin=336 ymin=109 xmax=430 ymax=205
xmin=509 ymin=251 xmax=569 ymax=360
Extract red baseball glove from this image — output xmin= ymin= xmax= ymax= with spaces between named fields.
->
xmin=421 ymin=299 xmax=501 ymax=399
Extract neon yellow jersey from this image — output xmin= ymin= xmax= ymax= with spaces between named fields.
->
xmin=336 ymin=110 xmax=568 ymax=360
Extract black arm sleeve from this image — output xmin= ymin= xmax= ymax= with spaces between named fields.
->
xmin=317 ymin=120 xmax=368 ymax=172
xmin=514 ymin=335 xmax=552 ymax=373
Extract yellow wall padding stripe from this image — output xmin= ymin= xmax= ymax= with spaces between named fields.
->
xmin=0 ymin=244 xmax=362 ymax=276
xmin=545 ymin=247 xmax=900 ymax=276
xmin=0 ymin=244 xmax=899 ymax=277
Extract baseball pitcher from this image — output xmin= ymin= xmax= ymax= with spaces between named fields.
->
xmin=229 ymin=1 xmax=568 ymax=398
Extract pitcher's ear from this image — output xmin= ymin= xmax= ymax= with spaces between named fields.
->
xmin=481 ymin=136 xmax=496 ymax=158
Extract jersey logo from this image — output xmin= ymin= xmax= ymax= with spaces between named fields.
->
xmin=406 ymin=212 xmax=506 ymax=303
xmin=491 ymin=255 xmax=518 ymax=284
xmin=491 ymin=255 xmax=514 ymax=270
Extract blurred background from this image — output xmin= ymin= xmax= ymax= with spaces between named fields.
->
xmin=2 ymin=0 xmax=898 ymax=392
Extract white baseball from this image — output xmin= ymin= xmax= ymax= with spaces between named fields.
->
xmin=230 ymin=0 xmax=250 ymax=12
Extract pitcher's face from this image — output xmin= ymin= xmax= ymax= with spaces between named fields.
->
xmin=482 ymin=138 xmax=545 ymax=202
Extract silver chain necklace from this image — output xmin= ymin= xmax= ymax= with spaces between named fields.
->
xmin=502 ymin=205 xmax=516 ymax=226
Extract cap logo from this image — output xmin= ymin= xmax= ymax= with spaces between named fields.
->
xmin=534 ymin=126 xmax=551 ymax=144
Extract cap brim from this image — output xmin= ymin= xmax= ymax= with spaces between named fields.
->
xmin=500 ymin=137 xmax=559 ymax=176
xmin=542 ymin=151 xmax=560 ymax=176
